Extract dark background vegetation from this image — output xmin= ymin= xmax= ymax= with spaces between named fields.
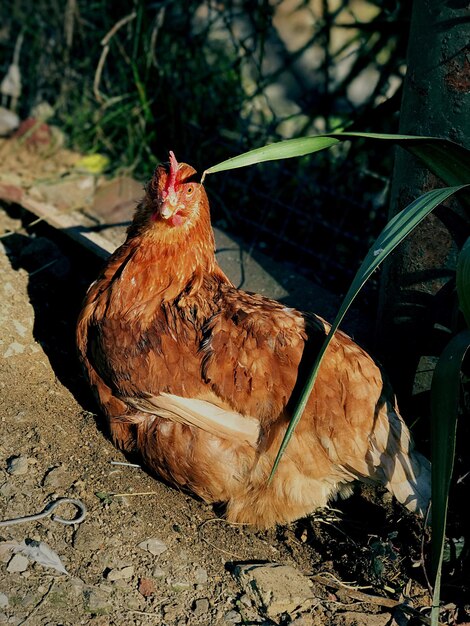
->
xmin=1 ymin=0 xmax=411 ymax=300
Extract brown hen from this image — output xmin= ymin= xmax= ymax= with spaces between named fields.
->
xmin=76 ymin=152 xmax=430 ymax=528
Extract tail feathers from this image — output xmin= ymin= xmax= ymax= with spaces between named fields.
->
xmin=382 ymin=449 xmax=431 ymax=517
xmin=126 ymin=392 xmax=260 ymax=446
xmin=368 ymin=407 xmax=431 ymax=518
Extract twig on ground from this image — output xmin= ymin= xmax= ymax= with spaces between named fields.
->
xmin=29 ymin=259 xmax=58 ymax=276
xmin=149 ymin=8 xmax=166 ymax=68
xmin=110 ymin=461 xmax=141 ymax=468
xmin=109 ymin=491 xmax=160 ymax=497
xmin=0 ymin=216 xmax=45 ymax=239
xmin=311 ymin=573 xmax=444 ymax=626
xmin=94 ymin=12 xmax=136 ymax=103
xmin=101 ymin=12 xmax=137 ymax=46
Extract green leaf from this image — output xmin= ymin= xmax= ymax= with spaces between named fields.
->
xmin=95 ymin=491 xmax=114 ymax=504
xmin=203 ymin=133 xmax=470 ymax=197
xmin=270 ymin=184 xmax=469 ymax=479
xmin=403 ymin=141 xmax=470 ymax=189
xmin=202 ymin=136 xmax=340 ymax=178
xmin=457 ymin=237 xmax=470 ymax=328
xmin=430 ymin=329 xmax=470 ymax=624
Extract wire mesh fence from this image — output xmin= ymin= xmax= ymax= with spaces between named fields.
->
xmin=0 ymin=0 xmax=410 ymax=298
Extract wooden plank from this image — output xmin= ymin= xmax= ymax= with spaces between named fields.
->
xmin=20 ymin=195 xmax=116 ymax=259
xmin=0 ymin=181 xmax=116 ymax=259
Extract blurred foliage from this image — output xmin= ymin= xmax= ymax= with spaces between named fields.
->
xmin=0 ymin=0 xmax=411 ymax=297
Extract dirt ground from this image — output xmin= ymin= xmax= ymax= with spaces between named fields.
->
xmin=0 ymin=198 xmax=467 ymax=626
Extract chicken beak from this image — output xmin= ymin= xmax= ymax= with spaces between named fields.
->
xmin=159 ymin=191 xmax=179 ymax=220
xmin=160 ymin=203 xmax=174 ymax=220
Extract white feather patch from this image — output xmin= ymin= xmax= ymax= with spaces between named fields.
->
xmin=128 ymin=393 xmax=260 ymax=446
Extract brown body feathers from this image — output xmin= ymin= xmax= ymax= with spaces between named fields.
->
xmin=77 ymin=154 xmax=430 ymax=528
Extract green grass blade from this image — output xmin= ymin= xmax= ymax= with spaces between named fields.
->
xmin=430 ymin=329 xmax=470 ymax=626
xmin=457 ymin=236 xmax=470 ymax=328
xmin=203 ymin=133 xmax=470 ymax=194
xmin=202 ymin=137 xmax=340 ymax=178
xmin=270 ymin=184 xmax=469 ymax=479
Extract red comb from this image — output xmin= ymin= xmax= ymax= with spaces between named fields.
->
xmin=160 ymin=151 xmax=179 ymax=200
xmin=161 ymin=150 xmax=179 ymax=200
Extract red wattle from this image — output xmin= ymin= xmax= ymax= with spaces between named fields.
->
xmin=169 ymin=213 xmax=184 ymax=227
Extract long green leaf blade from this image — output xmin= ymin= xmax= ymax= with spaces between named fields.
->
xmin=203 ymin=133 xmax=470 ymax=193
xmin=202 ymin=137 xmax=340 ymax=177
xmin=270 ymin=184 xmax=469 ymax=478
xmin=457 ymin=236 xmax=470 ymax=327
xmin=430 ymin=329 xmax=470 ymax=626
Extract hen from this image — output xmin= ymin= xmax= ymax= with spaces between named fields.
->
xmin=77 ymin=152 xmax=431 ymax=528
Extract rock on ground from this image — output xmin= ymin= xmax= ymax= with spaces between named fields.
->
xmin=233 ymin=562 xmax=315 ymax=620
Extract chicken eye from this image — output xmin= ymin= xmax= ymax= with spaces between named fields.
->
xmin=186 ymin=186 xmax=194 ymax=196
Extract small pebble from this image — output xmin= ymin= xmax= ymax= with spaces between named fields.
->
xmin=4 ymin=342 xmax=25 ymax=358
xmin=42 ymin=465 xmax=71 ymax=488
xmin=138 ymin=577 xmax=156 ymax=598
xmin=138 ymin=537 xmax=167 ymax=556
xmin=7 ymin=456 xmax=29 ymax=476
xmin=239 ymin=594 xmax=252 ymax=608
xmin=0 ymin=481 xmax=15 ymax=497
xmin=85 ymin=589 xmax=112 ymax=614
xmin=194 ymin=566 xmax=208 ymax=584
xmin=178 ymin=549 xmax=189 ymax=563
xmin=153 ymin=566 xmax=166 ymax=578
xmin=170 ymin=580 xmax=191 ymax=592
xmin=193 ymin=597 xmax=210 ymax=616
xmin=224 ymin=609 xmax=242 ymax=623
xmin=110 ymin=579 xmax=129 ymax=591
xmin=7 ymin=554 xmax=29 ymax=573
xmin=68 ymin=577 xmax=85 ymax=597
xmin=107 ymin=565 xmax=134 ymax=581
xmin=0 ymin=593 xmax=8 ymax=608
